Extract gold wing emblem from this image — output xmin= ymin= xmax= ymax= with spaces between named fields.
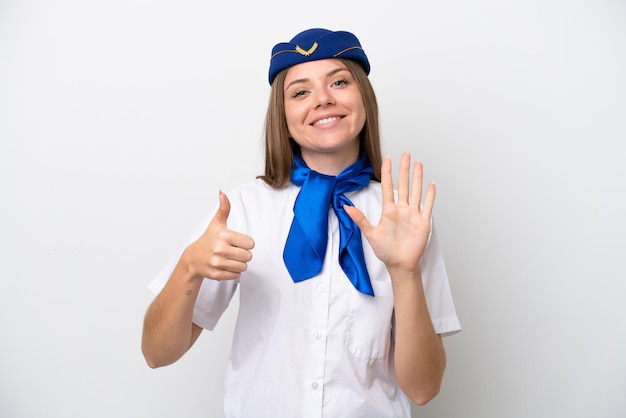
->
xmin=295 ymin=42 xmax=318 ymax=56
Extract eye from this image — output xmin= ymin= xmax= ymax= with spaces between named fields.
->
xmin=292 ymin=89 xmax=308 ymax=98
xmin=332 ymin=79 xmax=348 ymax=88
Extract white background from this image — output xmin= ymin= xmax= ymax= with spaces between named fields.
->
xmin=1 ymin=1 xmax=625 ymax=417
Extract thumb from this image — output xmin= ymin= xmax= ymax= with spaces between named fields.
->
xmin=343 ymin=204 xmax=372 ymax=235
xmin=212 ymin=190 xmax=231 ymax=227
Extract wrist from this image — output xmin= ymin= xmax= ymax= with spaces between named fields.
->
xmin=388 ymin=264 xmax=424 ymax=295
xmin=387 ymin=263 xmax=422 ymax=281
xmin=177 ymin=248 xmax=206 ymax=284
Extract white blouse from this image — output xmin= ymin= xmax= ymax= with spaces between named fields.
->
xmin=149 ymin=178 xmax=461 ymax=418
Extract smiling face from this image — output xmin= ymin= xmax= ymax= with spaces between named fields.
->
xmin=283 ymin=59 xmax=367 ymax=175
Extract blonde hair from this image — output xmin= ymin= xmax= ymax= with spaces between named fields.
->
xmin=258 ymin=59 xmax=382 ymax=187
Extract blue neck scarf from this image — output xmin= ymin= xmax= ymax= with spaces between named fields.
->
xmin=283 ymin=153 xmax=375 ymax=296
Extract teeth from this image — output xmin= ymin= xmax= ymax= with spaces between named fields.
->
xmin=313 ymin=116 xmax=341 ymax=126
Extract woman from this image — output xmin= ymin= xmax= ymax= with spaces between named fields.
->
xmin=142 ymin=28 xmax=460 ymax=417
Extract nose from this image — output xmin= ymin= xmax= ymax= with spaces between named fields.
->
xmin=314 ymin=86 xmax=335 ymax=108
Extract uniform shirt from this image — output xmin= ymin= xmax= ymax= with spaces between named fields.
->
xmin=149 ymin=178 xmax=461 ymax=418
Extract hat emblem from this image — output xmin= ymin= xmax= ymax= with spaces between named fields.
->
xmin=295 ymin=42 xmax=318 ymax=57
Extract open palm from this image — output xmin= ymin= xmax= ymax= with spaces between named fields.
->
xmin=345 ymin=153 xmax=435 ymax=273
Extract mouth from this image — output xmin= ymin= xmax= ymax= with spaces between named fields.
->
xmin=311 ymin=116 xmax=343 ymax=127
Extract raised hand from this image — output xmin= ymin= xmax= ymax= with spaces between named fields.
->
xmin=344 ymin=152 xmax=435 ymax=274
xmin=181 ymin=191 xmax=255 ymax=280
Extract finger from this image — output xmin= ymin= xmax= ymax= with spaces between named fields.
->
xmin=411 ymin=161 xmax=424 ymax=211
xmin=380 ymin=157 xmax=394 ymax=204
xmin=208 ymin=245 xmax=252 ymax=275
xmin=398 ymin=152 xmax=411 ymax=204
xmin=212 ymin=190 xmax=231 ymax=227
xmin=212 ymin=191 xmax=255 ymax=249
xmin=211 ymin=256 xmax=251 ymax=273
xmin=421 ymin=182 xmax=436 ymax=220
xmin=228 ymin=231 xmax=255 ymax=251
xmin=212 ymin=237 xmax=254 ymax=262
xmin=211 ymin=271 xmax=243 ymax=280
xmin=343 ymin=204 xmax=373 ymax=236
xmin=208 ymin=262 xmax=247 ymax=280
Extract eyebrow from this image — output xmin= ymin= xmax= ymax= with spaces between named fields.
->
xmin=284 ymin=67 xmax=350 ymax=91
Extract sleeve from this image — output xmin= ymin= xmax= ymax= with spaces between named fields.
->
xmin=147 ymin=205 xmax=239 ymax=331
xmin=420 ymin=219 xmax=462 ymax=337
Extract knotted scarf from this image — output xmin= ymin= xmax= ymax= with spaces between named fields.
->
xmin=283 ymin=153 xmax=375 ymax=296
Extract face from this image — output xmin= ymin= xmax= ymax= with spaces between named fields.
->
xmin=283 ymin=59 xmax=366 ymax=174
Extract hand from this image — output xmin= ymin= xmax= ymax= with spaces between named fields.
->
xmin=181 ymin=191 xmax=255 ymax=280
xmin=344 ymin=152 xmax=435 ymax=274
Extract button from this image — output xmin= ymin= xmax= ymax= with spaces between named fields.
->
xmin=314 ymin=331 xmax=322 ymax=340
xmin=317 ymin=284 xmax=325 ymax=292
xmin=311 ymin=381 xmax=319 ymax=390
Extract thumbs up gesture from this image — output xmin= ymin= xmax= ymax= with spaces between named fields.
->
xmin=181 ymin=191 xmax=255 ymax=280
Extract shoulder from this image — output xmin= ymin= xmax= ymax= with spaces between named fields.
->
xmin=226 ymin=178 xmax=298 ymax=202
xmin=224 ymin=179 xmax=300 ymax=226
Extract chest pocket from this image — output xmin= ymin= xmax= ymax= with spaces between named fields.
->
xmin=345 ymin=279 xmax=394 ymax=359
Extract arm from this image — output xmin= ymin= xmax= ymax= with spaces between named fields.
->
xmin=141 ymin=191 xmax=255 ymax=368
xmin=388 ymin=266 xmax=446 ymax=405
xmin=344 ymin=153 xmax=445 ymax=405
xmin=141 ymin=261 xmax=205 ymax=368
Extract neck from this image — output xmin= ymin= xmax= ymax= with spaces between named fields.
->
xmin=300 ymin=150 xmax=360 ymax=176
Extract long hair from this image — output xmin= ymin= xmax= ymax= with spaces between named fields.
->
xmin=258 ymin=59 xmax=382 ymax=187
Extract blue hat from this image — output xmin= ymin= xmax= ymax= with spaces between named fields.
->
xmin=268 ymin=28 xmax=370 ymax=85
